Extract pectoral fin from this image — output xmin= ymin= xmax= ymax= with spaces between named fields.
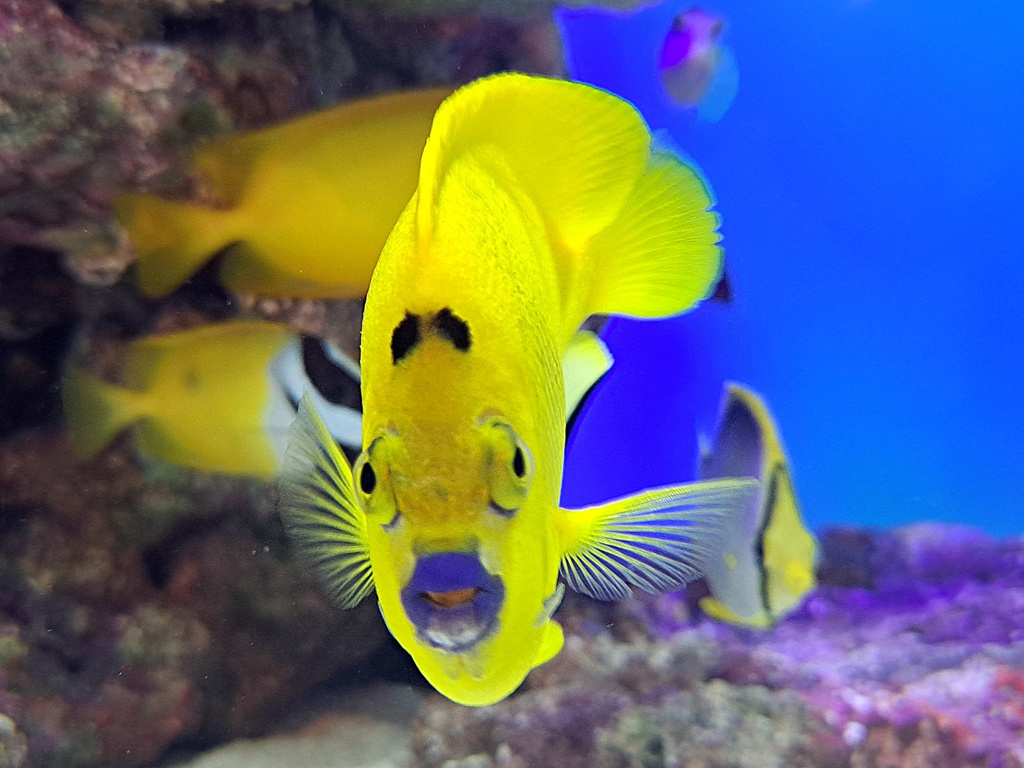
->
xmin=557 ymin=478 xmax=758 ymax=601
xmin=278 ymin=394 xmax=374 ymax=609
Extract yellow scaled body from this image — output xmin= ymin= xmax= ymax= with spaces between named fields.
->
xmin=116 ymin=88 xmax=450 ymax=298
xmin=62 ymin=321 xmax=364 ymax=478
xmin=62 ymin=321 xmax=295 ymax=477
xmin=280 ymin=74 xmax=757 ymax=706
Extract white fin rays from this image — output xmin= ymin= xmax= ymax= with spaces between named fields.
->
xmin=278 ymin=394 xmax=373 ymax=609
xmin=559 ymin=478 xmax=759 ymax=602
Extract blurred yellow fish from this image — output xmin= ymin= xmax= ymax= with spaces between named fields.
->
xmin=279 ymin=73 xmax=757 ymax=707
xmin=62 ymin=320 xmax=362 ymax=478
xmin=116 ymin=88 xmax=451 ymax=298
xmin=697 ymin=383 xmax=818 ymax=627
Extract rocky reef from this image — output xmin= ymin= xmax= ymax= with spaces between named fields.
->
xmin=0 ymin=429 xmax=389 ymax=767
xmin=408 ymin=524 xmax=1024 ymax=768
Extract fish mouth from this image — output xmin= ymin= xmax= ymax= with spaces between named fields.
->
xmin=422 ymin=587 xmax=481 ymax=609
xmin=401 ymin=552 xmax=505 ymax=654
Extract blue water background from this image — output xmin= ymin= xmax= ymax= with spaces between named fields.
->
xmin=557 ymin=1 xmax=1024 ymax=536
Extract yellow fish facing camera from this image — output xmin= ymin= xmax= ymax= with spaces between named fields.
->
xmin=279 ymin=73 xmax=757 ymax=707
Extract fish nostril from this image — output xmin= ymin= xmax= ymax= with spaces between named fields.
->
xmin=421 ymin=587 xmax=481 ymax=609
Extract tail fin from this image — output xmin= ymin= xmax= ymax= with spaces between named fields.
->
xmin=61 ymin=366 xmax=144 ymax=458
xmin=583 ymin=148 xmax=723 ymax=321
xmin=114 ymin=193 xmax=236 ymax=298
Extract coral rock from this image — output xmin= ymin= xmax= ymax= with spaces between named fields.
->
xmin=0 ymin=0 xmax=218 ymax=244
xmin=410 ymin=525 xmax=1024 ymax=768
xmin=0 ymin=431 xmax=388 ymax=767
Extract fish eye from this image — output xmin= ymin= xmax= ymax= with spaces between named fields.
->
xmin=353 ymin=439 xmax=397 ymax=526
xmin=352 ymin=453 xmax=374 ymax=509
xmin=359 ymin=461 xmax=377 ymax=494
xmin=481 ymin=420 xmax=534 ymax=517
xmin=512 ymin=446 xmax=526 ymax=479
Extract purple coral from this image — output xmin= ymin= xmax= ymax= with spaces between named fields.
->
xmin=664 ymin=524 xmax=1024 ymax=765
xmin=410 ymin=524 xmax=1024 ymax=768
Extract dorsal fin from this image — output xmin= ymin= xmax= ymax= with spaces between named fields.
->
xmin=413 ymin=74 xmax=723 ymax=338
xmin=415 ymin=73 xmax=650 ymax=255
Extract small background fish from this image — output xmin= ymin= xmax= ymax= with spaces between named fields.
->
xmin=116 ymin=88 xmax=450 ymax=299
xmin=659 ymin=7 xmax=739 ymax=121
xmin=564 ymin=327 xmax=816 ymax=628
xmin=62 ymin=320 xmax=362 ymax=478
xmin=697 ymin=383 xmax=817 ymax=627
xmin=556 ymin=0 xmax=738 ymax=132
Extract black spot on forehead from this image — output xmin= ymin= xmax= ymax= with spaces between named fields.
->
xmin=432 ymin=308 xmax=471 ymax=352
xmin=391 ymin=313 xmax=422 ymax=364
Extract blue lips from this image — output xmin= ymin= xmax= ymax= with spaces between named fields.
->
xmin=401 ymin=552 xmax=505 ymax=653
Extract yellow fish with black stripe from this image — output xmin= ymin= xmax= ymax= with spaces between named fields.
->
xmin=116 ymin=88 xmax=450 ymax=298
xmin=279 ymin=73 xmax=757 ymax=707
xmin=697 ymin=383 xmax=818 ymax=627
